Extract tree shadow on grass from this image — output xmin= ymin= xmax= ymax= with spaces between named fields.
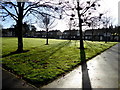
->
xmin=40 ymin=41 xmax=71 ymax=61
xmin=2 ymin=50 xmax=29 ymax=58
xmin=80 ymin=49 xmax=92 ymax=90
xmin=21 ymin=41 xmax=72 ymax=87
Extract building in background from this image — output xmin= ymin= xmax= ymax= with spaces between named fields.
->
xmin=84 ymin=26 xmax=120 ymax=41
xmin=49 ymin=30 xmax=62 ymax=39
xmin=1 ymin=26 xmax=120 ymax=42
xmin=2 ymin=28 xmax=15 ymax=37
xmin=62 ymin=29 xmax=80 ymax=40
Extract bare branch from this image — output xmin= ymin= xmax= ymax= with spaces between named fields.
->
xmin=7 ymin=2 xmax=19 ymax=15
xmin=28 ymin=8 xmax=60 ymax=19
xmin=23 ymin=4 xmax=55 ymax=18
xmin=1 ymin=5 xmax=17 ymax=21
xmin=81 ymin=0 xmax=97 ymax=15
xmin=24 ymin=2 xmax=39 ymax=10
xmin=22 ymin=2 xmax=25 ymax=8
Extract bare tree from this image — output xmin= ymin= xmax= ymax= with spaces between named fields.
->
xmin=86 ymin=14 xmax=103 ymax=41
xmin=0 ymin=24 xmax=2 ymax=37
xmin=0 ymin=0 xmax=60 ymax=52
xmin=76 ymin=0 xmax=101 ymax=49
xmin=65 ymin=17 xmax=74 ymax=40
xmin=36 ymin=7 xmax=57 ymax=45
xmin=57 ymin=0 xmax=101 ymax=49
xmin=101 ymin=16 xmax=112 ymax=43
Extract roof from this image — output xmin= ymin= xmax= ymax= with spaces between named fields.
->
xmin=49 ymin=30 xmax=61 ymax=32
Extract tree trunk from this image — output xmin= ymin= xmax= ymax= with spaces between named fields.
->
xmin=69 ymin=29 xmax=71 ymax=41
xmin=79 ymin=21 xmax=84 ymax=50
xmin=77 ymin=0 xmax=84 ymax=50
xmin=105 ymin=29 xmax=107 ymax=43
xmin=16 ymin=2 xmax=23 ymax=52
xmin=92 ymin=28 xmax=93 ymax=42
xmin=16 ymin=20 xmax=23 ymax=52
xmin=69 ymin=20 xmax=72 ymax=41
xmin=46 ymin=28 xmax=49 ymax=45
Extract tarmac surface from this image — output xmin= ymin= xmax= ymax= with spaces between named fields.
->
xmin=2 ymin=69 xmax=37 ymax=89
xmin=1 ymin=43 xmax=120 ymax=89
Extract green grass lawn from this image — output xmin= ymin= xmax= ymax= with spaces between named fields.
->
xmin=1 ymin=37 xmax=118 ymax=87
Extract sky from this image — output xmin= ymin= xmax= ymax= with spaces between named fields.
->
xmin=98 ymin=0 xmax=119 ymax=25
xmin=1 ymin=0 xmax=120 ymax=32
xmin=118 ymin=1 xmax=120 ymax=26
xmin=33 ymin=0 xmax=120 ymax=31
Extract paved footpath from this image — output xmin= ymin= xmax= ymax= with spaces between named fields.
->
xmin=1 ymin=43 xmax=119 ymax=89
xmin=42 ymin=43 xmax=119 ymax=88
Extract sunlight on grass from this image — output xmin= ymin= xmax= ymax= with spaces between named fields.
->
xmin=2 ymin=37 xmax=118 ymax=86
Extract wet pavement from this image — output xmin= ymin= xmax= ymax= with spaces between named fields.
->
xmin=87 ymin=43 xmax=119 ymax=88
xmin=42 ymin=43 xmax=119 ymax=88
xmin=43 ymin=66 xmax=82 ymax=88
